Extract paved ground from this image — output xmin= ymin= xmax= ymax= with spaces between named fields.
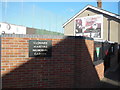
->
xmin=99 ymin=65 xmax=120 ymax=88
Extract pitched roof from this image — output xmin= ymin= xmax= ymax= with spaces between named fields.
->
xmin=63 ymin=5 xmax=120 ymax=28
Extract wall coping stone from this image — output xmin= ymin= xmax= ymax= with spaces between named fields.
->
xmin=0 ymin=34 xmax=93 ymax=40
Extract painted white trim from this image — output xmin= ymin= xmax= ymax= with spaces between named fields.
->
xmin=73 ymin=19 xmax=76 ymax=36
xmin=89 ymin=5 xmax=120 ymax=19
xmin=101 ymin=14 xmax=103 ymax=39
xmin=63 ymin=5 xmax=120 ymax=28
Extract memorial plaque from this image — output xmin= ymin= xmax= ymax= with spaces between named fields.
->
xmin=29 ymin=40 xmax=52 ymax=57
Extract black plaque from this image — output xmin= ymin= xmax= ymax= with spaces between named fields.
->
xmin=29 ymin=40 xmax=52 ymax=57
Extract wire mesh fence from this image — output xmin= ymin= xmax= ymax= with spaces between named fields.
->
xmin=1 ymin=1 xmax=67 ymax=35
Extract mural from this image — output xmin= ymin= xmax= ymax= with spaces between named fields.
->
xmin=75 ymin=15 xmax=103 ymax=39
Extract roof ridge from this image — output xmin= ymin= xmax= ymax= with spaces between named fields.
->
xmin=88 ymin=5 xmax=120 ymax=16
xmin=63 ymin=5 xmax=120 ymax=27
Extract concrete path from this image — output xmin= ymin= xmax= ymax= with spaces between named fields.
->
xmin=99 ymin=65 xmax=120 ymax=88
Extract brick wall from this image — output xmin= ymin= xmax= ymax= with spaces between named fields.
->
xmin=0 ymin=35 xmax=1 ymax=90
xmin=1 ymin=34 xmax=104 ymax=88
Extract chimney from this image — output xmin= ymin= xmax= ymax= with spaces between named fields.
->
xmin=97 ymin=0 xmax=102 ymax=8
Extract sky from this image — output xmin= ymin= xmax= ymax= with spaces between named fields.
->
xmin=0 ymin=1 xmax=119 ymax=33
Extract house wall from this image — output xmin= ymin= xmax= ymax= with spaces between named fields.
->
xmin=64 ymin=9 xmax=120 ymax=44
xmin=64 ymin=10 xmax=97 ymax=36
xmin=64 ymin=21 xmax=74 ymax=36
xmin=110 ymin=20 xmax=119 ymax=43
xmin=1 ymin=34 xmax=104 ymax=88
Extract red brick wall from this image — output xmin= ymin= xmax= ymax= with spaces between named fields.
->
xmin=1 ymin=35 xmax=104 ymax=88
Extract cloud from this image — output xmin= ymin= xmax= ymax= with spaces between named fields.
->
xmin=66 ymin=8 xmax=75 ymax=13
xmin=69 ymin=9 xmax=74 ymax=12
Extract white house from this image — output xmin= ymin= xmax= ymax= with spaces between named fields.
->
xmin=0 ymin=22 xmax=26 ymax=34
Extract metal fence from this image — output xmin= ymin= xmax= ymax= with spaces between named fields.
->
xmin=93 ymin=41 xmax=118 ymax=68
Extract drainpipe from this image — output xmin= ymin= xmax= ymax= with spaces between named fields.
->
xmin=108 ymin=19 xmax=111 ymax=41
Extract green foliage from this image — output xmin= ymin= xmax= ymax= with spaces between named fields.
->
xmin=35 ymin=29 xmax=64 ymax=35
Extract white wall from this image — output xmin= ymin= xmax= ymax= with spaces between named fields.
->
xmin=0 ymin=22 xmax=26 ymax=34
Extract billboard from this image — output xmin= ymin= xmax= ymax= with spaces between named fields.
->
xmin=75 ymin=15 xmax=103 ymax=39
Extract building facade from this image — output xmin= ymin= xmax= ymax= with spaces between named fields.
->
xmin=63 ymin=5 xmax=120 ymax=44
xmin=0 ymin=22 xmax=26 ymax=34
xmin=0 ymin=22 xmax=64 ymax=35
